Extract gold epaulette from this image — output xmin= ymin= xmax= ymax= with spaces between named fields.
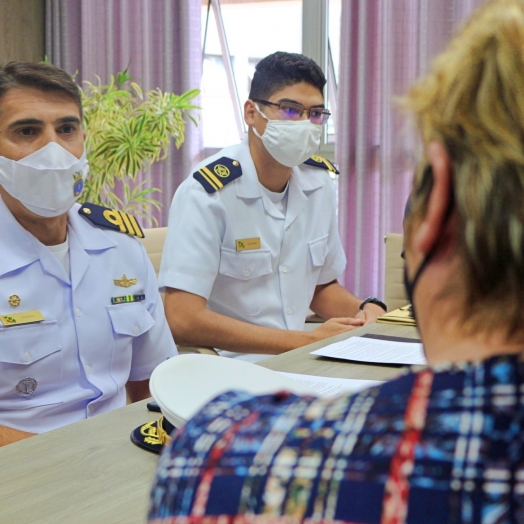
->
xmin=304 ymin=155 xmax=340 ymax=174
xmin=79 ymin=203 xmax=144 ymax=238
xmin=193 ymin=156 xmax=242 ymax=194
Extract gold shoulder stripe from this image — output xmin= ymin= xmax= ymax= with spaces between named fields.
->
xmin=127 ymin=213 xmax=144 ymax=238
xmin=200 ymin=166 xmax=224 ymax=190
xmin=323 ymin=158 xmax=336 ymax=173
xmin=198 ymin=169 xmax=220 ymax=191
xmin=118 ymin=210 xmax=136 ymax=236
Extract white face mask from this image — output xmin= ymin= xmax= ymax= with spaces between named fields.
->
xmin=0 ymin=142 xmax=89 ymax=217
xmin=252 ymin=104 xmax=322 ymax=167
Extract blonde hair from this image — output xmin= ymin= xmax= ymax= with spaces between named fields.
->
xmin=404 ymin=0 xmax=524 ymax=336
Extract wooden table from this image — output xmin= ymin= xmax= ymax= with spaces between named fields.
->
xmin=0 ymin=398 xmax=158 ymax=524
xmin=0 ymin=323 xmax=419 ymax=524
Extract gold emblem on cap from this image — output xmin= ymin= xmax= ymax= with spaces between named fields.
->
xmin=114 ymin=274 xmax=138 ymax=288
xmin=214 ymin=164 xmax=230 ymax=178
xmin=82 ymin=207 xmax=92 ymax=214
xmin=8 ymin=295 xmax=20 ymax=307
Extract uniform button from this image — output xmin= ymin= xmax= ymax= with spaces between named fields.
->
xmin=133 ymin=325 xmax=140 ymax=335
xmin=286 ymin=308 xmax=293 ymax=315
xmin=244 ymin=270 xmax=250 ymax=277
xmin=282 ymin=266 xmax=288 ymax=273
xmin=75 ymin=308 xmax=82 ymax=317
xmin=23 ymin=352 xmax=30 ymax=362
xmin=86 ymin=364 xmax=92 ymax=374
xmin=88 ymin=405 xmax=94 ymax=414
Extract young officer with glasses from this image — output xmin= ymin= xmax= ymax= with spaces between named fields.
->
xmin=159 ymin=51 xmax=386 ymax=360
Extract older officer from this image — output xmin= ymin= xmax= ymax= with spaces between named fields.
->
xmin=160 ymin=52 xmax=386 ymax=359
xmin=0 ymin=61 xmax=177 ymax=446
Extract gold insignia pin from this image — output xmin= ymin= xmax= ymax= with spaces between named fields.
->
xmin=8 ymin=295 xmax=21 ymax=307
xmin=232 ymin=160 xmax=239 ymax=166
xmin=214 ymin=164 xmax=230 ymax=178
xmin=114 ymin=274 xmax=138 ymax=288
xmin=82 ymin=207 xmax=92 ymax=214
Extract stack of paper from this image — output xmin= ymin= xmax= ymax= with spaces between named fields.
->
xmin=279 ymin=372 xmax=384 ymax=397
xmin=311 ymin=336 xmax=426 ymax=366
xmin=376 ymin=306 xmax=416 ymax=326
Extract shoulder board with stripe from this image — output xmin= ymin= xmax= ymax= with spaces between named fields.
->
xmin=193 ymin=156 xmax=242 ymax=194
xmin=303 ymin=155 xmax=340 ymax=174
xmin=79 ymin=203 xmax=144 ymax=238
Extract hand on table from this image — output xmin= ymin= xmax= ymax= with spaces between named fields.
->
xmin=311 ymin=317 xmax=365 ymax=343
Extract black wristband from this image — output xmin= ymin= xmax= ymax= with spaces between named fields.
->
xmin=358 ymin=297 xmax=387 ymax=312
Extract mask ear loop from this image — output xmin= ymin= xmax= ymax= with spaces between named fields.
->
xmin=252 ymin=103 xmax=269 ymax=140
xmin=404 ymin=165 xmax=455 ymax=318
xmin=253 ymin=103 xmax=268 ymax=120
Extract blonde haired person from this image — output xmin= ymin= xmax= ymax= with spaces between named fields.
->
xmin=148 ymin=1 xmax=524 ymax=522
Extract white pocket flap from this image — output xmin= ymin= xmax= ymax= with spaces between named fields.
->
xmin=219 ymin=248 xmax=272 ymax=280
xmin=0 ymin=321 xmax=61 ymax=364
xmin=107 ymin=302 xmax=155 ymax=336
xmin=308 ymin=234 xmax=329 ymax=266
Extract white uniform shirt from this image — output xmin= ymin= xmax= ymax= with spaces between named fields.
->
xmin=159 ymin=137 xmax=346 ymax=331
xmin=0 ymin=197 xmax=177 ymax=433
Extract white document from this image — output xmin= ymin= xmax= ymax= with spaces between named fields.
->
xmin=279 ymin=372 xmax=384 ymax=397
xmin=311 ymin=336 xmax=427 ymax=366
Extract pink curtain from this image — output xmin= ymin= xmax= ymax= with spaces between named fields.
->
xmin=336 ymin=0 xmax=487 ymax=299
xmin=45 ymin=0 xmax=203 ymax=226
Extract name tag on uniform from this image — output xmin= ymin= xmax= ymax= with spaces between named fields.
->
xmin=0 ymin=310 xmax=45 ymax=327
xmin=235 ymin=237 xmax=261 ymax=251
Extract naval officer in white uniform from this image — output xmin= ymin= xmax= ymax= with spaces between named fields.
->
xmin=160 ymin=52 xmax=386 ymax=359
xmin=0 ymin=61 xmax=177 ymax=446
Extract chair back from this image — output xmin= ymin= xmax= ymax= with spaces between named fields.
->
xmin=139 ymin=227 xmax=168 ymax=276
xmin=384 ymin=233 xmax=408 ymax=311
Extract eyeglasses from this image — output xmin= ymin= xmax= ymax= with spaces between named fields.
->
xmin=252 ymin=98 xmax=331 ymax=126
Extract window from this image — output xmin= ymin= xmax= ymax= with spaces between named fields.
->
xmin=201 ymin=0 xmax=340 ymax=157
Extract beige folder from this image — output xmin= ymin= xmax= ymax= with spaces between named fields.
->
xmin=376 ymin=305 xmax=416 ymax=326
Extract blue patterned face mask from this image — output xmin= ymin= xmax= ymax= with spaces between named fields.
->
xmin=0 ymin=142 xmax=88 ymax=217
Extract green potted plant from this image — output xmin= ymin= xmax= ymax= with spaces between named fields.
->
xmin=80 ymin=69 xmax=199 ymax=226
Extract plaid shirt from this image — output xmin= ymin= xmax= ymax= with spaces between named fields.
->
xmin=149 ymin=354 xmax=524 ymax=524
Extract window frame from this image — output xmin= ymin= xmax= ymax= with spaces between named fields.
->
xmin=202 ymin=0 xmax=337 ymax=160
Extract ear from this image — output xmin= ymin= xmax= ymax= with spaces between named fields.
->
xmin=244 ymin=100 xmax=257 ymax=126
xmin=412 ymin=141 xmax=454 ymax=255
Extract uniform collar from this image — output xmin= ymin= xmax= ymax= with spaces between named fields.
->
xmin=0 ymin=198 xmax=116 ymax=278
xmin=234 ymin=136 xmax=326 ymax=199
xmin=234 ymin=137 xmax=263 ymax=199
xmin=0 ymin=195 xmax=40 ymax=277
